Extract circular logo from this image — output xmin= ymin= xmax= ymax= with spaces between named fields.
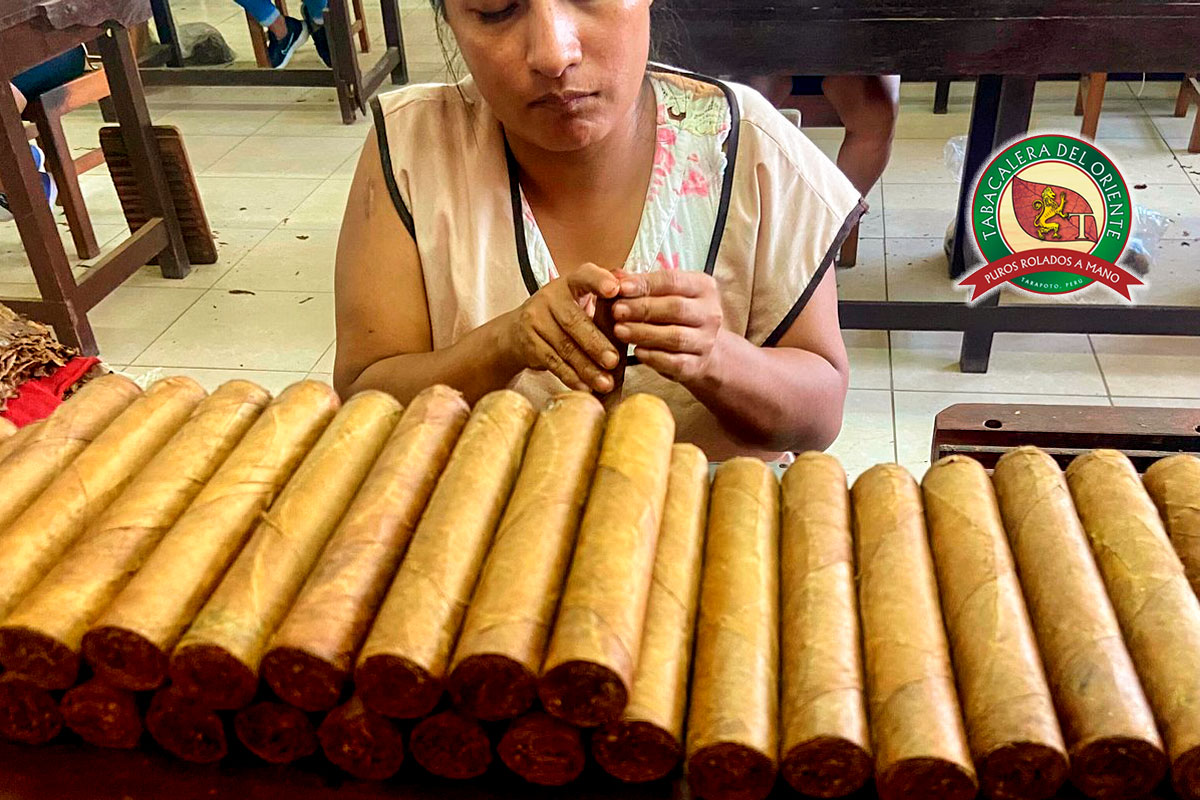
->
xmin=970 ymin=134 xmax=1132 ymax=295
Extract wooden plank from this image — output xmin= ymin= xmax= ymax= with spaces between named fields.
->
xmin=932 ymin=403 xmax=1200 ymax=472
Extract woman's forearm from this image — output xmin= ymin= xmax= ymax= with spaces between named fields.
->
xmin=684 ymin=329 xmax=849 ymax=453
xmin=339 ymin=312 xmax=523 ymax=405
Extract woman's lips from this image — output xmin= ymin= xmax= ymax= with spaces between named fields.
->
xmin=530 ymin=91 xmax=597 ymax=112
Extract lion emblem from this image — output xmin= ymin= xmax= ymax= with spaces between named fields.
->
xmin=1032 ymin=186 xmax=1067 ymax=239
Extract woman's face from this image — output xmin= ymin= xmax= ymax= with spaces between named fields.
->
xmin=444 ymin=0 xmax=652 ymax=153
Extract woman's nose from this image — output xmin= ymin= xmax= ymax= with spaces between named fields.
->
xmin=525 ymin=2 xmax=581 ymax=78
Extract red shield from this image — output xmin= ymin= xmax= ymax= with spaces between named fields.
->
xmin=1011 ymin=175 xmax=1098 ymax=243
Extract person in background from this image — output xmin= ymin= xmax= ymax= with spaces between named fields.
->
xmin=235 ymin=0 xmax=333 ymax=69
xmin=0 ymin=47 xmax=88 ymax=221
xmin=749 ymin=75 xmax=899 ymax=198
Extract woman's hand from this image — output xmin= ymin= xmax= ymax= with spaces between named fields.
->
xmin=503 ymin=263 xmax=621 ymax=393
xmin=611 ymin=270 xmax=725 ymax=385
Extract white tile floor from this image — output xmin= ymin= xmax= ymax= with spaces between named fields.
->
xmin=2 ymin=5 xmax=1199 ymax=480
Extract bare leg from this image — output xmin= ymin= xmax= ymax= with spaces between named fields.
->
xmin=820 ymin=75 xmax=900 ymax=196
xmin=10 ymin=84 xmax=26 ymax=114
xmin=745 ymin=75 xmax=794 ymax=107
xmin=267 ymin=16 xmax=288 ymax=37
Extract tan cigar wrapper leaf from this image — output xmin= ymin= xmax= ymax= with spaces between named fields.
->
xmin=0 ymin=380 xmax=270 ymax=688
xmin=171 ymin=390 xmax=402 ymax=705
xmin=923 ymin=455 xmax=1067 ymax=800
xmin=993 ymin=446 xmax=1164 ymax=799
xmin=852 ymin=463 xmax=976 ymax=800
xmin=539 ymin=393 xmax=675 ymax=726
xmin=264 ymin=384 xmax=470 ymax=710
xmin=686 ymin=458 xmax=779 ymax=795
xmin=779 ymin=451 xmax=872 ymax=798
xmin=1145 ymin=455 xmax=1200 ymax=598
xmin=448 ymin=391 xmax=606 ymax=718
xmin=356 ymin=389 xmax=536 ymax=713
xmin=1067 ymin=450 xmax=1200 ymax=799
xmin=83 ymin=380 xmax=340 ymax=688
xmin=0 ymin=374 xmax=141 ymax=536
xmin=0 ymin=376 xmax=205 ymax=621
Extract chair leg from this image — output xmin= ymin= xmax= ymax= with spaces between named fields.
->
xmin=1175 ymin=76 xmax=1193 ymax=117
xmin=933 ymin=79 xmax=951 ymax=114
xmin=837 ymin=223 xmax=860 ymax=268
xmin=353 ymin=0 xmax=371 ymax=52
xmin=1079 ymin=73 xmax=1107 ymax=140
xmin=28 ymin=103 xmax=100 ymax=260
xmin=247 ymin=11 xmax=270 ymax=68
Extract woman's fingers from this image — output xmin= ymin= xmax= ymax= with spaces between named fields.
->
xmin=528 ymin=329 xmax=590 ymax=392
xmin=536 ymin=313 xmax=614 ymax=392
xmin=611 ymin=295 xmax=708 ymax=326
xmin=549 ymin=296 xmax=620 ymax=370
xmin=567 ymin=263 xmax=620 ymax=300
xmin=614 ymin=322 xmax=706 ymax=355
xmin=634 ymin=348 xmax=692 ymax=382
xmin=618 ymin=269 xmax=706 ymax=299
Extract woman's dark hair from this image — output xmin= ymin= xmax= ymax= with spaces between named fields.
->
xmin=427 ymin=0 xmax=687 ymax=79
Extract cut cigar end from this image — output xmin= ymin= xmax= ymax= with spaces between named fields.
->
xmin=318 ymin=699 xmax=406 ymax=780
xmin=781 ymin=736 xmax=873 ymax=798
xmin=538 ymin=660 xmax=628 ymax=728
xmin=262 ymin=647 xmax=347 ymax=712
xmin=356 ymin=654 xmax=442 ymax=719
xmin=1071 ymin=737 xmax=1168 ymax=800
xmin=979 ymin=742 xmax=1069 ymax=800
xmin=498 ymin=712 xmax=586 ymax=787
xmin=0 ymin=626 xmax=80 ymax=690
xmin=169 ymin=643 xmax=259 ymax=710
xmin=145 ymin=689 xmax=228 ymax=764
xmin=410 ymin=710 xmax=493 ymax=780
xmin=234 ymin=702 xmax=318 ymax=764
xmin=60 ymin=681 xmax=143 ymax=749
xmin=1172 ymin=746 xmax=1200 ymax=800
xmin=688 ymin=743 xmax=778 ymax=800
xmin=593 ymin=719 xmax=682 ymax=783
xmin=877 ymin=757 xmax=978 ymax=800
xmin=447 ymin=653 xmax=537 ymax=722
xmin=81 ymin=627 xmax=169 ymax=691
xmin=0 ymin=674 xmax=63 ymax=745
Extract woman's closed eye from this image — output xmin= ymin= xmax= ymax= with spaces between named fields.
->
xmin=474 ymin=2 xmax=518 ymax=22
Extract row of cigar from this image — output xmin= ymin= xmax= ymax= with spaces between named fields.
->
xmin=1 ymin=375 xmax=1200 ymax=800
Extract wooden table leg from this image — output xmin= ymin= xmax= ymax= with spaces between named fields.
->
xmin=933 ymin=78 xmax=951 ymax=114
xmin=97 ymin=24 xmax=191 ymax=279
xmin=955 ymin=75 xmax=1035 ymax=374
xmin=149 ymin=0 xmax=185 ymax=68
xmin=379 ymin=0 xmax=408 ymax=86
xmin=0 ymin=81 xmax=93 ymax=352
xmin=327 ymin=0 xmax=365 ymax=123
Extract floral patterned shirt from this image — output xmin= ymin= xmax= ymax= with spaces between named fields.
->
xmin=520 ymin=72 xmax=733 ymax=285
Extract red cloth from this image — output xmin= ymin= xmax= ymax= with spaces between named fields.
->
xmin=1 ymin=357 xmax=101 ymax=427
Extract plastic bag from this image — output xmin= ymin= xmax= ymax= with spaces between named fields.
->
xmin=1118 ymin=205 xmax=1170 ymax=276
xmin=944 ymin=135 xmax=967 ymax=181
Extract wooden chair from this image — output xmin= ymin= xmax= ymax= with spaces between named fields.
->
xmin=780 ymin=103 xmax=861 ymax=268
xmin=23 ymin=67 xmax=111 ymax=260
xmin=246 ymin=0 xmax=370 ymax=68
xmin=1173 ymin=74 xmax=1200 ymax=153
xmin=1077 ymin=72 xmax=1200 ymax=152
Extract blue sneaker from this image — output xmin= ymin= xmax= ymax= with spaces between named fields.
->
xmin=267 ymin=16 xmax=308 ymax=69
xmin=303 ymin=7 xmax=331 ymax=68
xmin=30 ymin=144 xmax=58 ymax=208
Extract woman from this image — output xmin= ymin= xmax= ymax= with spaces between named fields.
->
xmin=334 ymin=0 xmax=865 ymax=461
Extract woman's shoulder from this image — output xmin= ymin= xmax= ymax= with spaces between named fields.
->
xmin=372 ymin=76 xmax=489 ymax=144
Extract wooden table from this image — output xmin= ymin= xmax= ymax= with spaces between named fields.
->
xmin=932 ymin=402 xmax=1200 ymax=472
xmin=0 ymin=0 xmax=190 ymax=354
xmin=142 ymin=0 xmax=407 ymax=124
xmin=670 ymin=0 xmax=1200 ymax=372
